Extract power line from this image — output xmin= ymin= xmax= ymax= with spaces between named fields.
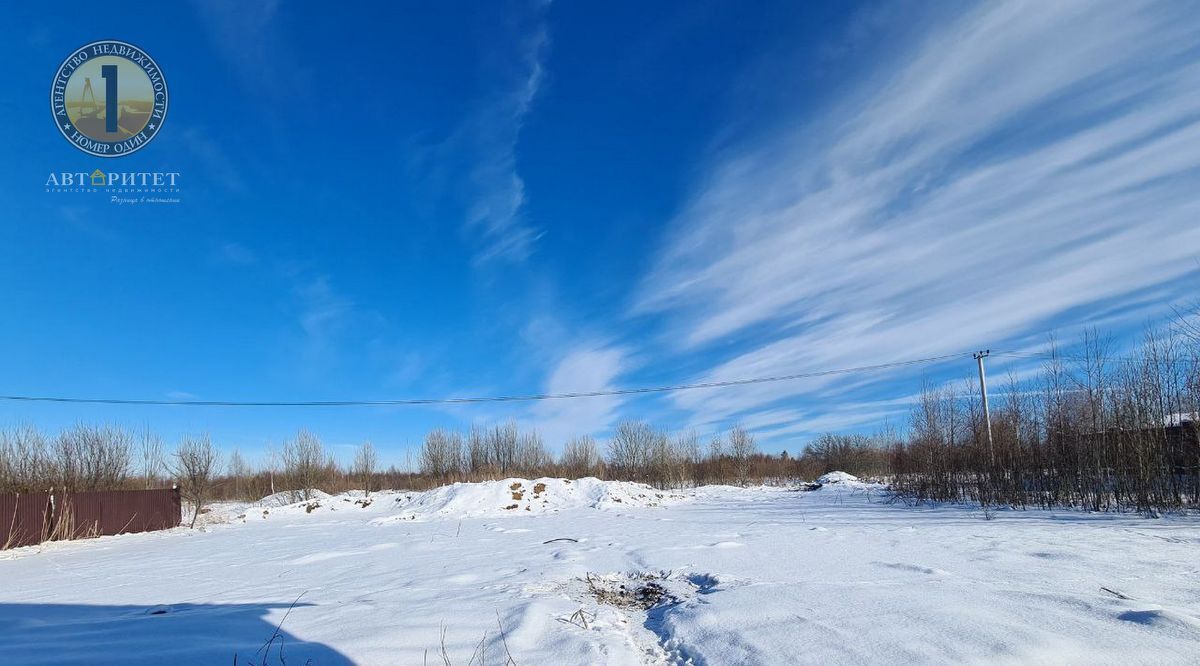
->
xmin=0 ymin=352 xmax=972 ymax=408
xmin=992 ymin=350 xmax=1196 ymax=364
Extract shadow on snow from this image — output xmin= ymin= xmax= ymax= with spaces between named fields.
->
xmin=0 ymin=601 xmax=352 ymax=665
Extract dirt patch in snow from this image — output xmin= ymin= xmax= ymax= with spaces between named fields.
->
xmin=586 ymin=571 xmax=676 ymax=610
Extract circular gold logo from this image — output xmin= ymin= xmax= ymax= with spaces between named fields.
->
xmin=50 ymin=40 xmax=168 ymax=158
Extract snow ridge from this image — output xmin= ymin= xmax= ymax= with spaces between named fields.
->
xmin=375 ymin=477 xmax=687 ymax=523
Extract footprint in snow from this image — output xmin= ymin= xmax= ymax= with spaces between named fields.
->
xmin=553 ymin=550 xmax=583 ymax=562
xmin=1027 ymin=550 xmax=1072 ymax=560
xmin=873 ymin=561 xmax=949 ymax=576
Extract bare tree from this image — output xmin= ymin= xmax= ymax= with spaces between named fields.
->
xmin=702 ymin=434 xmax=727 ymax=485
xmin=281 ymin=429 xmax=331 ymax=501
xmin=53 ymin=424 xmax=133 ymax=491
xmin=560 ymin=436 xmax=603 ymax=478
xmin=487 ymin=422 xmax=519 ymax=475
xmin=660 ymin=431 xmax=697 ymax=489
xmin=227 ymin=448 xmax=249 ymax=500
xmin=353 ymin=441 xmax=378 ymax=495
xmin=264 ymin=443 xmax=280 ymax=496
xmin=421 ymin=428 xmax=463 ymax=480
xmin=468 ymin=426 xmax=489 ymax=473
xmin=727 ymin=424 xmax=757 ymax=487
xmin=515 ymin=430 xmax=551 ymax=475
xmin=606 ymin=420 xmax=658 ymax=483
xmin=171 ymin=433 xmax=221 ymax=528
xmin=1173 ymin=298 xmax=1200 ymax=345
xmin=139 ymin=426 xmax=163 ymax=489
xmin=0 ymin=424 xmax=51 ymax=493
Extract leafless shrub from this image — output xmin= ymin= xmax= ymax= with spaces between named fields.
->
xmin=52 ymin=423 xmax=133 ymax=492
xmin=139 ymin=426 xmax=164 ymax=489
xmin=467 ymin=426 xmax=489 ymax=474
xmin=0 ymin=424 xmax=52 ymax=493
xmin=227 ymin=449 xmax=251 ymax=500
xmin=727 ymin=424 xmax=757 ymax=486
xmin=606 ymin=420 xmax=658 ymax=483
xmin=515 ymin=430 xmax=551 ymax=474
xmin=560 ymin=436 xmax=603 ymax=478
xmin=486 ymin=422 xmax=519 ymax=475
xmin=353 ymin=441 xmax=378 ymax=495
xmin=281 ymin=429 xmax=332 ymax=501
xmin=647 ymin=431 xmax=693 ymax=489
xmin=421 ymin=428 xmax=465 ymax=480
xmin=698 ymin=434 xmax=727 ymax=485
xmin=170 ymin=433 xmax=221 ymax=528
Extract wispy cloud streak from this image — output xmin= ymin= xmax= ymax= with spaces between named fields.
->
xmin=637 ymin=0 xmax=1200 ymax=432
xmin=460 ymin=21 xmax=550 ymax=265
xmin=528 ymin=344 xmax=628 ymax=447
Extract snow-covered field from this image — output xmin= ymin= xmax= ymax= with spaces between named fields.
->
xmin=2 ymin=476 xmax=1199 ymax=665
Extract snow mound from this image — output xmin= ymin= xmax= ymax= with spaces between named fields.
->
xmin=816 ymin=471 xmax=859 ymax=485
xmin=200 ymin=490 xmax=345 ymax=524
xmin=248 ymin=489 xmax=407 ymax=520
xmin=809 ymin=471 xmax=885 ymax=493
xmin=256 ymin=489 xmax=332 ymax=508
xmin=375 ymin=477 xmax=686 ymax=522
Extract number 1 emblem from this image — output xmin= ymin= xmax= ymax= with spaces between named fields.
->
xmin=51 ymin=40 xmax=168 ymax=158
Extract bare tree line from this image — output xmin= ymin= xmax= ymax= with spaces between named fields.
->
xmin=415 ymin=420 xmax=767 ymax=490
xmin=2 ymin=316 xmax=1196 ymax=517
xmin=0 ymin=423 xmax=135 ymax=493
xmin=0 ymin=418 xmax=775 ymax=507
xmin=891 ymin=325 xmax=1200 ymax=514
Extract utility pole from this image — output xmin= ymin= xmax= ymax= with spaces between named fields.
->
xmin=974 ymin=350 xmax=994 ymax=465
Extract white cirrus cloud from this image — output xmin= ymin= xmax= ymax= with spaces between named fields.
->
xmin=443 ymin=18 xmax=551 ymax=266
xmin=636 ymin=0 xmax=1200 ymax=433
xmin=528 ymin=344 xmax=629 ymax=449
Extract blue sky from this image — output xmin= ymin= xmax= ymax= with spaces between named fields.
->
xmin=3 ymin=1 xmax=1199 ymax=466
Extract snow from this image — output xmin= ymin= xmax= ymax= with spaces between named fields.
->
xmin=2 ymin=479 xmax=1199 ymax=664
xmin=376 ymin=477 xmax=689 ymax=522
xmin=257 ymin=489 xmax=332 ymax=507
xmin=815 ymin=470 xmax=861 ymax=485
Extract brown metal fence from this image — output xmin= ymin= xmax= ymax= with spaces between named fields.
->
xmin=0 ymin=488 xmax=181 ymax=549
xmin=0 ymin=492 xmax=52 ymax=548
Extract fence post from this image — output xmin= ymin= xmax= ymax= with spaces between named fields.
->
xmin=172 ymin=484 xmax=182 ymax=526
xmin=46 ymin=487 xmax=57 ymax=544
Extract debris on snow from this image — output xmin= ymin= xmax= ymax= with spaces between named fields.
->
xmin=583 ymin=571 xmax=691 ymax=610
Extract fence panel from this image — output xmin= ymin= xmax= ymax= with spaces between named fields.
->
xmin=1 ymin=488 xmax=180 ymax=549
xmin=0 ymin=493 xmax=52 ymax=548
